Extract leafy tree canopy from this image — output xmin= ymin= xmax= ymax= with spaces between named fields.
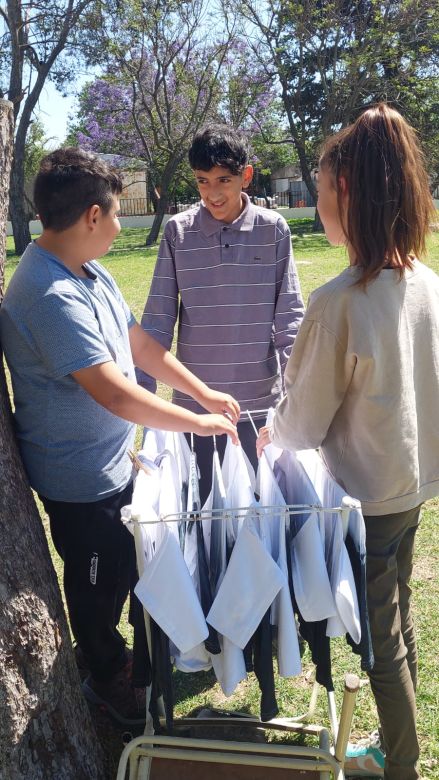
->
xmin=230 ymin=0 xmax=439 ymax=199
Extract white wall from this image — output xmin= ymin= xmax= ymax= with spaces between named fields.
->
xmin=6 ymin=214 xmax=174 ymax=236
xmin=6 ymin=202 xmax=439 ymax=236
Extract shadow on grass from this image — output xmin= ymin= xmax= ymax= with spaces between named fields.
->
xmin=292 ymin=235 xmax=331 ymax=252
xmin=172 ymin=668 xmax=218 ymax=704
xmin=287 ymin=217 xmax=324 ymax=236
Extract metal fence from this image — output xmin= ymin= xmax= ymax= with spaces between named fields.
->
xmin=119 ymin=197 xmax=153 ymax=216
xmin=118 ymin=196 xmax=201 ymax=216
xmin=274 ymin=181 xmax=315 ymax=208
xmin=174 ymin=198 xmax=200 ymax=213
xmin=118 ymin=183 xmax=318 ymax=216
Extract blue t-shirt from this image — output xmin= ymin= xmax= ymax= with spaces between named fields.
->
xmin=0 ymin=242 xmax=136 ymax=502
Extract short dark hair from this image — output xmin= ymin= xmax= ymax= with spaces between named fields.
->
xmin=34 ymin=147 xmax=123 ymax=231
xmin=188 ymin=124 xmax=249 ymax=174
xmin=319 ymin=103 xmax=435 ymax=285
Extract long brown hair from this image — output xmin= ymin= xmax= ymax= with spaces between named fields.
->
xmin=319 ymin=103 xmax=435 ymax=284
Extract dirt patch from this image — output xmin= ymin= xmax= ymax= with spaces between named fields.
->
xmin=413 ymin=556 xmax=437 ymax=581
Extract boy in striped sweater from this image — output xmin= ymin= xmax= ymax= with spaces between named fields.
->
xmin=138 ymin=124 xmax=304 ymax=500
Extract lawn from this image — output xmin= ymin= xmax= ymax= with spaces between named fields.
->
xmin=3 ymin=220 xmax=439 ymax=778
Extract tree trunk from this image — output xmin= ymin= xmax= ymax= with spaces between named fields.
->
xmin=0 ymin=101 xmax=14 ymax=299
xmin=145 ymin=195 xmax=168 ymax=245
xmin=148 ymin=182 xmax=159 ymax=213
xmin=145 ymin=157 xmax=183 ymax=245
xmin=9 ymin=150 xmax=32 ymax=256
xmin=313 ymin=208 xmax=323 ymax=232
xmin=0 ymin=98 xmax=105 ymax=780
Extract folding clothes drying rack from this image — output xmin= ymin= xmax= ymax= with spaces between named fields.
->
xmin=117 ymin=500 xmax=362 ymax=780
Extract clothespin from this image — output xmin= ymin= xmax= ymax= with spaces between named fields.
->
xmin=128 ymin=449 xmax=153 ymax=476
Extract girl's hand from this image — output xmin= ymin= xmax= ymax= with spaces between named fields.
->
xmin=197 ymin=388 xmax=240 ymax=425
xmin=256 ymin=425 xmax=273 ymax=458
xmin=194 ymin=414 xmax=239 ymax=444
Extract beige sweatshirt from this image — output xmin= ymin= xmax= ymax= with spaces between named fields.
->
xmin=272 ymin=260 xmax=439 ymax=516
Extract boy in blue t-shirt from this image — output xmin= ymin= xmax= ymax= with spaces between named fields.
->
xmin=0 ymin=147 xmax=239 ymax=726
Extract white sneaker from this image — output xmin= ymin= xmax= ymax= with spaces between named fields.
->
xmin=355 ymin=729 xmax=382 ymax=748
xmin=345 ymin=731 xmax=385 ymax=777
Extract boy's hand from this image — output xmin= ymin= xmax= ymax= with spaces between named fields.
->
xmin=256 ymin=426 xmax=273 ymax=458
xmin=197 ymin=388 xmax=240 ymax=425
xmin=195 ymin=414 xmax=239 ymax=444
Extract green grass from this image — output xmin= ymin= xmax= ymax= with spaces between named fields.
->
xmin=3 ymin=220 xmax=439 ymax=777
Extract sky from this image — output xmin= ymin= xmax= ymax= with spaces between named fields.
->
xmin=36 ymin=80 xmax=83 ymax=145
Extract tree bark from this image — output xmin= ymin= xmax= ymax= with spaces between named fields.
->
xmin=313 ymin=208 xmax=324 ymax=233
xmin=9 ymin=159 xmax=32 ymax=256
xmin=0 ymin=101 xmax=14 ymax=299
xmin=0 ymin=98 xmax=105 ymax=780
xmin=145 ymin=195 xmax=168 ymax=245
xmin=145 ymin=157 xmax=182 ymax=245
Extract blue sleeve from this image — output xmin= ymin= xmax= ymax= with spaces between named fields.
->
xmin=30 ymin=289 xmax=113 ymax=378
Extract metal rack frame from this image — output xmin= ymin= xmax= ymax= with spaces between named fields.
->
xmin=117 ymin=501 xmax=362 ymax=779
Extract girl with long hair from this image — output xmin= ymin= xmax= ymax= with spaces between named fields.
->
xmin=257 ymin=103 xmax=439 ymax=780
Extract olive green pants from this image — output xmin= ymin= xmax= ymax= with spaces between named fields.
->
xmin=365 ymin=505 xmax=422 ymax=780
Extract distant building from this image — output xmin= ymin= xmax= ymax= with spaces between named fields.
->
xmin=268 ymin=164 xmax=318 ymax=208
xmin=270 ymin=164 xmax=302 ymax=194
xmin=270 ymin=164 xmax=318 ymax=195
xmin=98 ymin=154 xmax=148 ymax=201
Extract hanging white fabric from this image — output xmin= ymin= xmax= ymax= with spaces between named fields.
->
xmin=125 ymin=418 xmax=366 ymax=699
xmin=207 ymin=442 xmax=284 ymax=649
xmin=256 ymin=448 xmax=302 ymax=678
xmin=130 ymin=458 xmax=209 ymax=655
xmin=206 ymin=444 xmax=248 ymax=695
xmin=296 ymin=449 xmax=361 ymax=644
xmin=272 ymin=448 xmax=337 ymax=623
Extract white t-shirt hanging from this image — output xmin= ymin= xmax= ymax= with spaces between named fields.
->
xmin=175 ymin=442 xmax=214 ymax=673
xmin=257 ymin=448 xmax=302 ymax=677
xmin=123 ymin=463 xmax=161 ymax=552
xmin=182 ymin=448 xmax=202 ymax=598
xmin=208 ymin=441 xmax=285 ymax=650
xmin=273 ymin=447 xmax=337 ymax=622
xmin=134 ymin=519 xmax=209 ymax=654
xmin=296 ymin=449 xmax=361 ymax=644
xmin=202 ymin=443 xmax=248 ymax=695
xmin=127 ymin=466 xmax=209 ymax=654
xmin=207 ymin=518 xmax=285 ymax=650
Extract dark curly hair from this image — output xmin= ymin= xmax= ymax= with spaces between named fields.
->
xmin=34 ymin=147 xmax=123 ymax=231
xmin=188 ymin=124 xmax=249 ymax=174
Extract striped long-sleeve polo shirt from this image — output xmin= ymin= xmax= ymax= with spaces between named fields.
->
xmin=138 ymin=193 xmax=305 ymax=416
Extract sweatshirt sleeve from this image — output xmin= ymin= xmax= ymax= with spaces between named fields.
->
xmin=272 ymin=316 xmax=356 ymax=452
xmin=273 ymin=218 xmax=305 ymax=380
xmin=135 ymin=222 xmax=179 ymax=391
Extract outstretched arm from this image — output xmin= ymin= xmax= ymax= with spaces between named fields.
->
xmin=72 ymin=360 xmax=239 ymax=442
xmin=129 ymin=322 xmax=240 ymax=422
xmin=257 ymin=318 xmax=355 ymax=456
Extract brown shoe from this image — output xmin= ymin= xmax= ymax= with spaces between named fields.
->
xmin=82 ymin=660 xmax=146 ymax=726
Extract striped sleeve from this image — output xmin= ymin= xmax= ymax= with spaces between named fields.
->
xmin=273 ymin=218 xmax=305 ymax=379
xmin=135 ymin=223 xmax=179 ymax=390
